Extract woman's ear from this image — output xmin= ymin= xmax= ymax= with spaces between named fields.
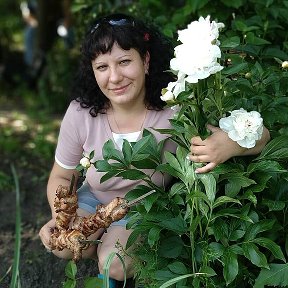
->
xmin=144 ymin=51 xmax=150 ymax=74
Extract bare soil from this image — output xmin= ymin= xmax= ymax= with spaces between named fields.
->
xmin=0 ymin=108 xmax=98 ymax=288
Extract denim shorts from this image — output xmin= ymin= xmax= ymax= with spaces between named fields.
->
xmin=77 ymin=183 xmax=128 ymax=227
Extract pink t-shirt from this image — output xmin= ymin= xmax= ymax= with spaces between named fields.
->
xmin=55 ymin=101 xmax=177 ymax=204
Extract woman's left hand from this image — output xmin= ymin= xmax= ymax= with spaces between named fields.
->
xmin=188 ymin=124 xmax=247 ymax=173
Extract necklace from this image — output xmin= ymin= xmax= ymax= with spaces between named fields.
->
xmin=112 ymin=108 xmax=147 ymax=134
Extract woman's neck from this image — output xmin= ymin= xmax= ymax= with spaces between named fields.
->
xmin=107 ymin=103 xmax=148 ymax=134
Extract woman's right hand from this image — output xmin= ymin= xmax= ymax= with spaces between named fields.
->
xmin=39 ymin=218 xmax=56 ymax=251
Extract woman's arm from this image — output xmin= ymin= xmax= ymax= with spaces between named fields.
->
xmin=188 ymin=124 xmax=270 ymax=173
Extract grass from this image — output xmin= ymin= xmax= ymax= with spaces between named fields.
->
xmin=9 ymin=164 xmax=21 ymax=288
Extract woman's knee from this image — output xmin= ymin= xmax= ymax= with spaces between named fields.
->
xmin=97 ymin=251 xmax=131 ymax=281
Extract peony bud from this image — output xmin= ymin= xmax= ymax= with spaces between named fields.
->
xmin=80 ymin=157 xmax=91 ymax=168
xmin=245 ymin=72 xmax=252 ymax=79
xmin=282 ymin=61 xmax=288 ymax=69
xmin=160 ymin=90 xmax=175 ymax=102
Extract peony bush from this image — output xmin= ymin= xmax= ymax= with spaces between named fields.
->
xmin=92 ymin=15 xmax=288 ymax=288
xmin=67 ymin=1 xmax=288 ymax=287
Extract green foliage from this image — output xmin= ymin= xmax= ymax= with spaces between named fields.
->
xmin=62 ymin=253 xmax=126 ymax=288
xmin=37 ymin=42 xmax=79 ymax=114
xmin=253 ymin=263 xmax=288 ymax=288
xmin=63 ymin=261 xmax=77 ymax=288
xmin=0 ymin=0 xmax=23 ymax=50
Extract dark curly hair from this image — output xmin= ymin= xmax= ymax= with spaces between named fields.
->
xmin=70 ymin=13 xmax=175 ymax=117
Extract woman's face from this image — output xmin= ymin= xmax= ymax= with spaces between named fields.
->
xmin=92 ymin=43 xmax=149 ymax=108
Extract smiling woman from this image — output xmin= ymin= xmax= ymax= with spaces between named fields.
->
xmin=38 ymin=13 xmax=176 ymax=287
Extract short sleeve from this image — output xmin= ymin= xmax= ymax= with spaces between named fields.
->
xmin=55 ymin=101 xmax=85 ymax=169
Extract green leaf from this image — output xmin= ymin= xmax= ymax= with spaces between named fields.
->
xmin=220 ymin=0 xmax=245 ymax=8
xmin=164 ymin=151 xmax=183 ymax=173
xmin=71 ymin=3 xmax=88 ymax=13
xmin=260 ymin=148 xmax=288 ymax=161
xmin=159 ymin=274 xmax=195 ymax=288
xmin=212 ymin=196 xmax=241 ymax=209
xmin=222 ymin=249 xmax=239 ymax=285
xmin=244 ymin=219 xmax=275 ymax=241
xmin=184 ymin=165 xmax=196 ymax=186
xmin=223 ymin=173 xmax=256 ymax=197
xmin=126 ymin=229 xmax=142 ymax=249
xmin=143 ymin=192 xmax=158 ymax=212
xmin=102 ymin=140 xmax=124 ymax=163
xmin=221 ymin=36 xmax=241 ymax=49
xmin=252 ymin=237 xmax=286 ymax=262
xmin=131 ymin=134 xmax=153 ymax=156
xmin=189 ymin=0 xmax=209 ymax=12
xmin=230 ymin=230 xmax=245 ymax=241
xmin=84 ymin=277 xmax=103 ymax=288
xmin=213 ymin=208 xmax=254 ymax=223
xmin=198 ymin=173 xmax=216 ymax=203
xmin=245 ymin=174 xmax=272 ymax=194
xmin=222 ymin=63 xmax=248 ymax=76
xmin=100 ymin=170 xmax=121 ymax=183
xmin=168 ymin=261 xmax=188 ymax=274
xmin=248 ymin=160 xmax=286 ymax=174
xmin=148 ymin=226 xmax=161 ymax=247
xmin=245 ymin=32 xmax=271 ymax=45
xmin=131 ymin=157 xmax=158 ymax=169
xmin=208 ymin=242 xmax=225 ymax=261
xmin=158 ymin=216 xmax=187 ymax=234
xmin=254 ymin=263 xmax=288 ymax=288
xmin=242 ymin=243 xmax=269 ymax=268
xmin=261 ymin=199 xmax=286 ymax=211
xmin=199 ymin=266 xmax=217 ymax=277
xmin=159 ymin=235 xmax=184 ymax=258
xmin=262 ymin=47 xmax=288 ymax=60
xmin=169 ymin=182 xmax=186 ymax=197
xmin=117 ymin=169 xmax=147 ymax=180
xmin=155 ymin=269 xmax=177 ymax=281
xmin=95 ymin=160 xmax=112 ymax=172
xmin=156 ymin=163 xmax=183 ymax=180
xmin=122 ymin=139 xmax=132 ymax=163
xmin=89 ymin=150 xmax=95 ymax=159
xmin=63 ymin=279 xmax=76 ymax=288
xmin=65 ymin=260 xmax=77 ymax=279
xmin=256 ymin=136 xmax=288 ymax=160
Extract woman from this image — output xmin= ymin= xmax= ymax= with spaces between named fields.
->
xmin=39 ymin=13 xmax=270 ymax=286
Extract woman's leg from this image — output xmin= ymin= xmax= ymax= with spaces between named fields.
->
xmin=97 ymin=226 xmax=134 ymax=281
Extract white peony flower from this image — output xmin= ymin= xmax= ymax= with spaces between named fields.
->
xmin=80 ymin=157 xmax=91 ymax=168
xmin=178 ymin=16 xmax=224 ymax=46
xmin=169 ymin=15 xmax=224 ymax=85
xmin=219 ymin=108 xmax=264 ymax=148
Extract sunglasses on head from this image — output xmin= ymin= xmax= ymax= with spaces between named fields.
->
xmin=90 ymin=14 xmax=135 ymax=34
